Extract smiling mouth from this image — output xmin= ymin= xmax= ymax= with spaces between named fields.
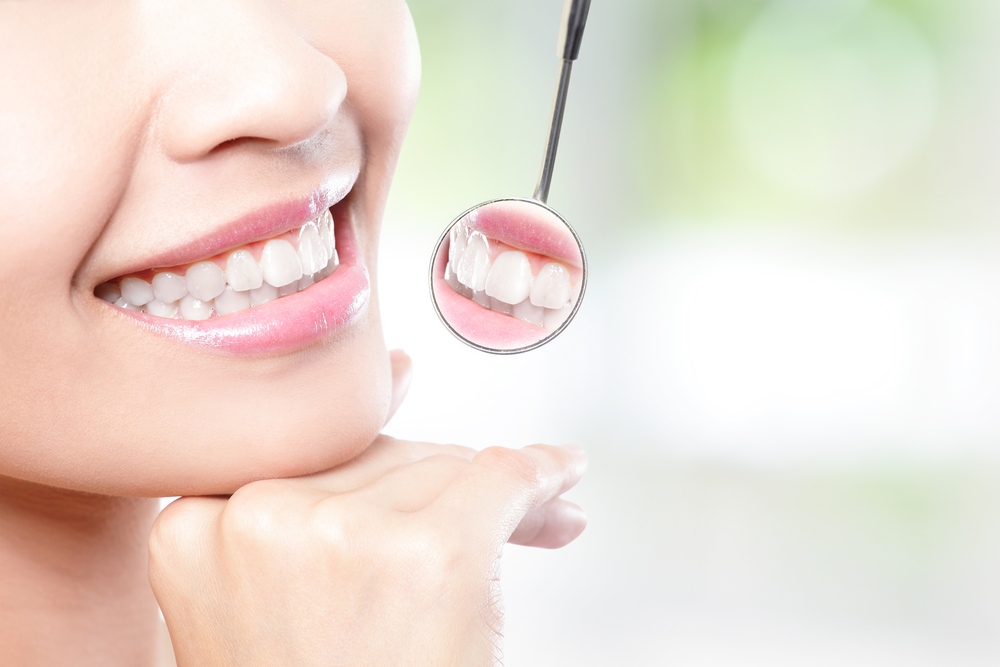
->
xmin=95 ymin=209 xmax=340 ymax=319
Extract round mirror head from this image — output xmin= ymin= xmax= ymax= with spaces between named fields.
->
xmin=430 ymin=198 xmax=587 ymax=354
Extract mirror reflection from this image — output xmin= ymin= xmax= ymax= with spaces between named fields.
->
xmin=430 ymin=199 xmax=586 ymax=353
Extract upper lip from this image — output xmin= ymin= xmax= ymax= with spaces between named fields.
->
xmin=103 ymin=169 xmax=358 ymax=280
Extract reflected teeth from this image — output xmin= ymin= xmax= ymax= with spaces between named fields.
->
xmin=445 ymin=222 xmax=578 ymax=330
xmin=488 ymin=296 xmax=512 ymax=315
xmin=485 ymin=251 xmax=532 ymax=305
xmin=511 ymin=298 xmax=546 ymax=327
xmin=449 ymin=224 xmax=468 ymax=268
xmin=457 ymin=233 xmax=492 ymax=292
xmin=96 ymin=211 xmax=341 ymax=319
xmin=529 ymin=262 xmax=571 ymax=309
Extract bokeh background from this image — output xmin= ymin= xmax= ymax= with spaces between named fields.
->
xmin=378 ymin=0 xmax=1000 ymax=664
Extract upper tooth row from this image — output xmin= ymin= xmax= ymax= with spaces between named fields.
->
xmin=96 ymin=210 xmax=338 ymax=318
xmin=447 ymin=223 xmax=574 ymax=309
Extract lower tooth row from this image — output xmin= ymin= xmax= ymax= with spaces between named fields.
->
xmin=96 ymin=211 xmax=339 ymax=320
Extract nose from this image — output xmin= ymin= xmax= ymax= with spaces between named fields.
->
xmin=156 ymin=6 xmax=348 ymax=162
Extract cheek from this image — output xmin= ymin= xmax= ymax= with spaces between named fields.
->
xmin=0 ymin=3 xmax=145 ymax=293
xmin=0 ymin=4 xmax=147 ymax=390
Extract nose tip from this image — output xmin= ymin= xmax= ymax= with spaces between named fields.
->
xmin=158 ymin=31 xmax=348 ymax=162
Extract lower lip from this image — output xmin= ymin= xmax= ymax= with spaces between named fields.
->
xmin=107 ymin=214 xmax=370 ymax=355
xmin=432 ymin=240 xmax=548 ymax=350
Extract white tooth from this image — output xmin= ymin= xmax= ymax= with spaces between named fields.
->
xmin=120 ymin=277 xmax=154 ymax=306
xmin=445 ymin=263 xmax=461 ymax=291
xmin=445 ymin=264 xmax=473 ymax=298
xmin=313 ymin=249 xmax=340 ymax=281
xmin=529 ymin=262 xmax=571 ymax=309
xmin=186 ymin=261 xmax=226 ymax=301
xmin=484 ymin=251 xmax=532 ymax=305
xmin=224 ymin=250 xmax=263 ymax=291
xmin=145 ymin=299 xmax=179 ymax=318
xmin=250 ymin=282 xmax=279 ymax=307
xmin=95 ymin=283 xmax=121 ymax=303
xmin=278 ymin=282 xmax=298 ymax=297
xmin=214 ymin=286 xmax=251 ymax=316
xmin=298 ymin=274 xmax=315 ymax=291
xmin=457 ymin=233 xmax=491 ymax=291
xmin=179 ymin=294 xmax=214 ymax=321
xmin=152 ymin=272 xmax=189 ymax=303
xmin=319 ymin=210 xmax=336 ymax=255
xmin=260 ymin=239 xmax=303 ymax=287
xmin=543 ymin=304 xmax=572 ymax=330
xmin=297 ymin=223 xmax=329 ymax=276
xmin=113 ymin=297 xmax=143 ymax=312
xmin=449 ymin=223 xmax=469 ymax=268
xmin=512 ymin=298 xmax=545 ymax=327
xmin=488 ymin=296 xmax=512 ymax=315
xmin=473 ymin=290 xmax=490 ymax=308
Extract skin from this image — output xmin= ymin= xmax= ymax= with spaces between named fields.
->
xmin=0 ymin=1 xmax=587 ymax=665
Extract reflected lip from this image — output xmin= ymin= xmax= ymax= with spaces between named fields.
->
xmin=463 ymin=199 xmax=583 ymax=268
xmin=110 ymin=170 xmax=358 ymax=278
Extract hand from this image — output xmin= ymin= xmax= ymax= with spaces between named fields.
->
xmin=148 ymin=350 xmax=587 ymax=666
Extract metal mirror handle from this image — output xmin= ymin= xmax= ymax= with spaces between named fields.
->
xmin=533 ymin=0 xmax=592 ymax=204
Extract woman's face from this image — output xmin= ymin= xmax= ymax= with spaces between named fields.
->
xmin=0 ymin=0 xmax=420 ymax=496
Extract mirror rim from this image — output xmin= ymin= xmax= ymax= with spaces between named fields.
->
xmin=428 ymin=197 xmax=588 ymax=355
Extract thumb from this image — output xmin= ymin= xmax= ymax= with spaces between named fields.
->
xmin=385 ymin=349 xmax=413 ymax=426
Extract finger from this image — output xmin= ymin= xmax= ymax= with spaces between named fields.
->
xmin=385 ymin=349 xmax=413 ymax=426
xmin=430 ymin=444 xmax=587 ymax=543
xmin=148 ymin=495 xmax=228 ymax=577
xmin=344 ymin=454 xmax=470 ymax=512
xmin=509 ymin=498 xmax=587 ymax=549
xmin=302 ymin=435 xmax=477 ymax=494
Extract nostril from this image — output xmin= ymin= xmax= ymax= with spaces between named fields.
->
xmin=211 ymin=136 xmax=280 ymax=154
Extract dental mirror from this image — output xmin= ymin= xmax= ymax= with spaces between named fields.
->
xmin=429 ymin=0 xmax=591 ymax=354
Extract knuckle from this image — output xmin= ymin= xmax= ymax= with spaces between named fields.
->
xmin=309 ymin=495 xmax=360 ymax=552
xmin=148 ymin=498 xmax=213 ymax=570
xmin=399 ymin=523 xmax=467 ymax=584
xmin=219 ymin=480 xmax=296 ymax=546
xmin=475 ymin=446 xmax=541 ymax=487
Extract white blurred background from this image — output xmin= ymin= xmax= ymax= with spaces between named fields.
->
xmin=377 ymin=0 xmax=1000 ymax=664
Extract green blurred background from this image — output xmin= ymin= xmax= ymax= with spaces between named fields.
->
xmin=379 ymin=0 xmax=1000 ymax=664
